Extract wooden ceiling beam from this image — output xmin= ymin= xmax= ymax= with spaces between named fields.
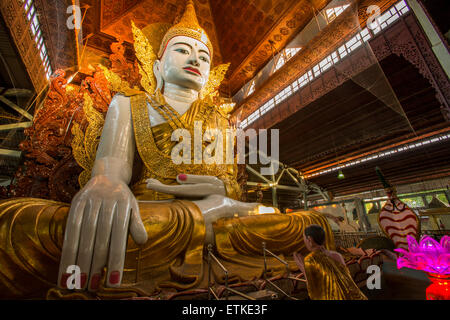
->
xmin=307 ymin=145 xmax=450 ymax=196
xmin=302 ymin=126 xmax=450 ymax=176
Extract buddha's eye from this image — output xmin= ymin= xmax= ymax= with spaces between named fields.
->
xmin=175 ymin=48 xmax=189 ymax=55
xmin=200 ymin=56 xmax=210 ymax=63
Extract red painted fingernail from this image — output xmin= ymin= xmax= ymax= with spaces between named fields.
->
xmin=90 ymin=273 xmax=101 ymax=290
xmin=60 ymin=273 xmax=70 ymax=288
xmin=80 ymin=273 xmax=87 ymax=288
xmin=109 ymin=271 xmax=120 ymax=284
xmin=178 ymin=174 xmax=187 ymax=181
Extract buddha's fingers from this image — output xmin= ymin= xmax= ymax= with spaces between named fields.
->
xmin=147 ymin=179 xmax=221 ymax=197
xmin=88 ymin=201 xmax=116 ymax=291
xmin=75 ymin=199 xmax=102 ymax=289
xmin=235 ymin=201 xmax=260 ymax=216
xmin=129 ymin=197 xmax=147 ymax=245
xmin=58 ymin=197 xmax=87 ymax=289
xmin=106 ymin=201 xmax=132 ymax=288
xmin=176 ymin=174 xmax=224 ymax=188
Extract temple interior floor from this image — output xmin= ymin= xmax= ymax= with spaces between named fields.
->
xmin=361 ymin=261 xmax=430 ymax=300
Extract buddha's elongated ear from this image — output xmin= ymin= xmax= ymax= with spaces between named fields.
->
xmin=153 ymin=60 xmax=164 ymax=93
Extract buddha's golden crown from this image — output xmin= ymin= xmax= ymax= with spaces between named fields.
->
xmin=157 ymin=0 xmax=213 ymax=58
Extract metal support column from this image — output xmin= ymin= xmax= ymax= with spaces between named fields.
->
xmin=444 ymin=189 xmax=450 ymax=204
xmin=272 ymin=187 xmax=278 ymax=208
xmin=303 ymin=191 xmax=308 ymax=210
xmin=354 ymin=198 xmax=372 ymax=232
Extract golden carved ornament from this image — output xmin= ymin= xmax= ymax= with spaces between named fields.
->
xmin=200 ymin=62 xmax=230 ymax=100
xmin=71 ymin=94 xmax=105 ymax=187
xmin=141 ymin=22 xmax=172 ymax=61
xmin=131 ymin=21 xmax=158 ymax=95
xmin=109 ymin=40 xmax=142 ymax=89
xmin=98 ymin=64 xmax=142 ymax=97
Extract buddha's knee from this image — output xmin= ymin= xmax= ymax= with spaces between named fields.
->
xmin=0 ymin=198 xmax=68 ymax=298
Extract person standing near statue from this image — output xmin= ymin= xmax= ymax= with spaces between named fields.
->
xmin=293 ymin=224 xmax=367 ymax=300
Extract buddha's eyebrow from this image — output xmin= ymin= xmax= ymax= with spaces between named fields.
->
xmin=199 ymin=49 xmax=210 ymax=58
xmin=173 ymin=42 xmax=192 ymax=50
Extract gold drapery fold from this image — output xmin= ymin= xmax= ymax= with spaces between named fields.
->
xmin=121 ymin=200 xmax=206 ymax=293
xmin=0 ymin=198 xmax=67 ymax=299
xmin=212 ymin=211 xmax=335 ymax=283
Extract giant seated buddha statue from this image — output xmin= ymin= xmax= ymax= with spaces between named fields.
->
xmin=0 ymin=1 xmax=334 ymax=299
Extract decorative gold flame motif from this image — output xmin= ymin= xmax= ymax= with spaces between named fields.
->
xmin=71 ymin=94 xmax=105 ymax=187
xmin=200 ymin=62 xmax=230 ymax=99
xmin=131 ymin=21 xmax=157 ymax=95
xmin=98 ymin=64 xmax=141 ymax=96
xmin=219 ymin=102 xmax=235 ymax=115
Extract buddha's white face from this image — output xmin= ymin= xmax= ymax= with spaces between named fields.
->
xmin=154 ymin=35 xmax=211 ymax=92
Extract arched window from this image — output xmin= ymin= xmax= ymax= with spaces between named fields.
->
xmin=246 ymin=80 xmax=256 ymax=97
xmin=325 ymin=4 xmax=350 ymax=24
xmin=273 ymin=48 xmax=301 ymax=73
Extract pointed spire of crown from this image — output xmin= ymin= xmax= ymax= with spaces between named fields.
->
xmin=157 ymin=0 xmax=213 ymax=58
xmin=177 ymin=0 xmax=201 ymax=30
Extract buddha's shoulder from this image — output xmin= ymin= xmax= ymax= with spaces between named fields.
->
xmin=111 ymin=91 xmax=149 ymax=103
xmin=109 ymin=93 xmax=148 ymax=113
xmin=110 ymin=93 xmax=132 ymax=105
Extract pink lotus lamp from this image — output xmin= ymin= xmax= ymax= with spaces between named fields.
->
xmin=395 ymin=235 xmax=449 ymax=300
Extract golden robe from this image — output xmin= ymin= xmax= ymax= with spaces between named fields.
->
xmin=0 ymin=93 xmax=335 ymax=299
xmin=304 ymin=250 xmax=367 ymax=300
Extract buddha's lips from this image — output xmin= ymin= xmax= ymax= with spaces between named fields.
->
xmin=183 ymin=67 xmax=201 ymax=76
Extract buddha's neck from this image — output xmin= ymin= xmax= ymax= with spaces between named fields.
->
xmin=163 ymin=83 xmax=199 ymax=115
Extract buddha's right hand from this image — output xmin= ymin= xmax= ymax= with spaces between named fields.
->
xmin=57 ymin=174 xmax=148 ymax=291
